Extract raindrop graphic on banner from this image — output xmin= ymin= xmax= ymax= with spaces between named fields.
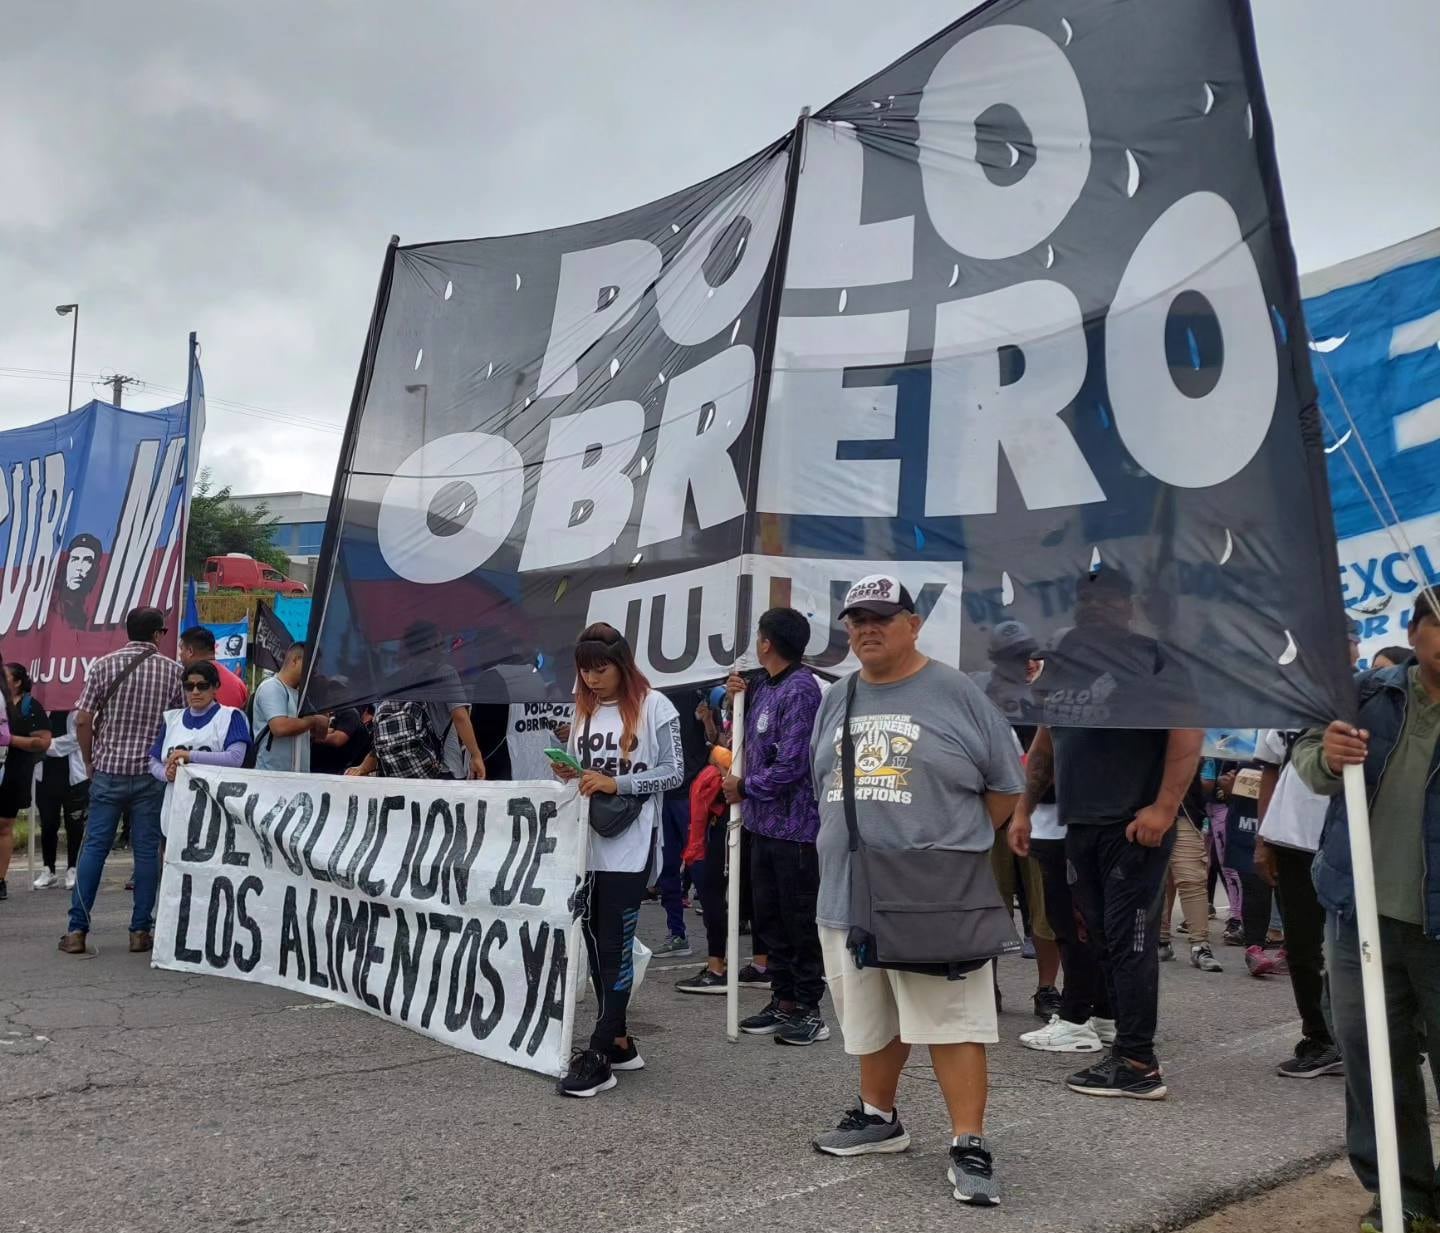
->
xmin=1124 ymin=149 xmax=1141 ymax=197
xmin=1089 ymin=545 xmax=1103 ymax=573
xmin=838 ymin=289 xmax=848 ymax=312
xmin=1044 ymin=244 xmax=1055 ymax=269
xmin=1348 ymin=594 xmax=1392 ymax=616
xmin=413 ymin=349 xmax=423 ymax=371
xmin=948 ymin=264 xmax=960 ymax=288
xmin=1325 ymin=428 xmax=1353 ymax=455
xmin=637 ymin=454 xmax=649 ymax=476
xmin=486 ymin=361 xmax=494 ymax=379
xmin=671 ymin=222 xmax=680 ymax=234
xmin=1005 ymin=141 xmax=1020 ymax=168
xmin=730 ymin=319 xmax=741 ymax=344
xmin=698 ymin=402 xmax=717 ymax=435
xmin=1060 ymin=16 xmax=1074 ymax=45
xmin=1001 ymin=571 xmax=1015 ymax=605
xmin=657 ymin=371 xmax=666 ymax=385
xmin=444 ymin=280 xmax=454 ymax=300
xmin=630 ymin=552 xmax=644 ymax=569
xmin=1203 ymin=82 xmax=1216 ymax=115
xmin=1277 ymin=630 xmax=1299 ymax=666
xmin=1245 ymin=104 xmax=1254 ymax=139
xmin=609 ymin=357 xmax=620 ymax=379
xmin=1309 ymin=333 xmax=1349 ymax=353
xmin=1218 ymin=528 xmax=1234 ymax=565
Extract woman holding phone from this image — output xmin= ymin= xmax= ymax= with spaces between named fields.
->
xmin=550 ymin=622 xmax=682 ymax=1097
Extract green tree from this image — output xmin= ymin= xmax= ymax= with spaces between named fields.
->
xmin=185 ymin=469 xmax=290 ymax=578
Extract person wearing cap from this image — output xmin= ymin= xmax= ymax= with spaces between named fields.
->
xmin=810 ymin=575 xmax=1023 ymax=1208
xmin=1009 ymin=568 xmax=1200 ymax=1102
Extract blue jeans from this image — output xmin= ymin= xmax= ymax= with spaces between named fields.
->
xmin=657 ymin=799 xmax=689 ymax=939
xmin=68 ymin=773 xmax=166 ymax=934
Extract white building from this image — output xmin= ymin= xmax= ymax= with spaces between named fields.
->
xmin=228 ymin=490 xmax=331 ymax=586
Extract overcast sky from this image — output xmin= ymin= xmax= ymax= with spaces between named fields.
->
xmin=2 ymin=0 xmax=1434 ymax=495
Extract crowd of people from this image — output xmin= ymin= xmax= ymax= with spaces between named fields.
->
xmin=9 ymin=582 xmax=1438 ymax=1225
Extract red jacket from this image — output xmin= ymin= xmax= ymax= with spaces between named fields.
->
xmin=684 ymin=764 xmax=728 ymax=865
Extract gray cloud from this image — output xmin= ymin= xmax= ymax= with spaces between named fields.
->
xmin=1 ymin=0 xmax=1434 ymax=493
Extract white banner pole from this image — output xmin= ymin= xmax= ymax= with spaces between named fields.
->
xmin=1342 ymin=761 xmax=1402 ymax=1231
xmin=725 ymin=688 xmax=747 ymax=1043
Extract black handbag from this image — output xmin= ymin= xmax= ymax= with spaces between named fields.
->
xmin=580 ymin=713 xmax=646 ymax=839
xmin=840 ymin=673 xmax=1018 ymax=978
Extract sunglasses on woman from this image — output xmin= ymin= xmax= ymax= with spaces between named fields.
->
xmin=183 ymin=680 xmax=212 ymax=692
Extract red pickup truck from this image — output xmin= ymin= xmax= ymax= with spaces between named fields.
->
xmin=203 ymin=554 xmax=308 ymax=595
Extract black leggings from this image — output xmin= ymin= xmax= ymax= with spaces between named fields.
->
xmin=37 ymin=782 xmax=88 ymax=872
xmin=583 ymin=869 xmax=649 ymax=1053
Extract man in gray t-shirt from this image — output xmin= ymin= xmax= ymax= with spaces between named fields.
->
xmin=806 ymin=574 xmax=1023 ymax=1210
xmin=811 ymin=661 xmax=1024 ymax=930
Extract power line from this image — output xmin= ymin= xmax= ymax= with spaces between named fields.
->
xmin=0 ymin=365 xmax=344 ymax=433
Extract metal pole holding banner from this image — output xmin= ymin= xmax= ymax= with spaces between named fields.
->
xmin=1342 ymin=762 xmax=1402 ymax=1231
xmin=725 ymin=687 xmax=747 ymax=1042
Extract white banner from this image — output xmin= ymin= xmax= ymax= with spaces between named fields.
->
xmin=153 ymin=767 xmax=586 ymax=1077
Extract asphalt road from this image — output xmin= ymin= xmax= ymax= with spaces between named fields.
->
xmin=3 ymin=854 xmax=1357 ymax=1233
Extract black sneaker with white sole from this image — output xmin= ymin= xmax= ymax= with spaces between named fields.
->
xmin=948 ymin=1135 xmax=1001 ymax=1207
xmin=740 ymin=998 xmax=791 ymax=1035
xmin=775 ymin=1007 xmax=830 ymax=1046
xmin=1276 ymin=1037 xmax=1344 ymax=1079
xmin=813 ymin=1106 xmax=911 ymax=1156
xmin=737 ymin=964 xmax=772 ymax=988
xmin=608 ymin=1037 xmax=645 ymax=1072
xmin=1067 ymin=1053 xmax=1168 ymax=1100
xmin=675 ymin=967 xmax=727 ymax=995
xmin=557 ymin=1048 xmax=617 ymax=1098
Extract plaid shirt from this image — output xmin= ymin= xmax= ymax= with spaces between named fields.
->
xmin=372 ymin=701 xmax=447 ymax=780
xmin=76 ymin=641 xmax=183 ymax=776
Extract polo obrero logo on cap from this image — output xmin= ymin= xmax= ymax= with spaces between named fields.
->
xmin=844 ymin=575 xmax=898 ymax=605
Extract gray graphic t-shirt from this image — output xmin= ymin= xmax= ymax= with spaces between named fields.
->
xmin=810 ymin=660 xmax=1025 ymax=930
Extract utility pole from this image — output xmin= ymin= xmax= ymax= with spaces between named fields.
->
xmin=106 ymin=373 xmax=140 ymax=407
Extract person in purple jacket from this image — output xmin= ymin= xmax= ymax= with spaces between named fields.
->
xmin=722 ymin=608 xmax=827 ymax=1047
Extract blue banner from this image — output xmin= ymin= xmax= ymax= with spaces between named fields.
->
xmin=206 ymin=619 xmax=248 ymax=675
xmin=3 ymin=349 xmax=201 ymax=707
xmin=273 ymin=594 xmax=311 ymax=642
xmin=1302 ymin=229 xmax=1440 ymax=664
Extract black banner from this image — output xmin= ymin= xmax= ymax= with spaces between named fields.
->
xmin=253 ymin=601 xmax=293 ymax=675
xmin=308 ymin=0 xmax=1353 ymax=731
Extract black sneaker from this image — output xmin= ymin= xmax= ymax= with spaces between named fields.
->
xmin=737 ymin=963 xmax=771 ymax=988
xmin=1277 ymin=1037 xmax=1344 ymax=1079
xmin=556 ymin=1048 xmax=616 ymax=1098
xmin=814 ymin=1106 xmax=911 ymax=1156
xmin=740 ymin=998 xmax=791 ymax=1035
xmin=775 ymin=1007 xmax=830 ymax=1046
xmin=1222 ymin=919 xmax=1244 ymax=947
xmin=607 ymin=1037 xmax=645 ymax=1072
xmin=948 ymin=1135 xmax=1001 ymax=1207
xmin=675 ymin=967 xmax=727 ymax=995
xmin=1032 ymin=985 xmax=1061 ymax=1020
xmin=1067 ymin=1053 xmax=1168 ymax=1101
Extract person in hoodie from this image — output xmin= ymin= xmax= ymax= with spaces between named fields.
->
xmin=721 ymin=608 xmax=827 ymax=1047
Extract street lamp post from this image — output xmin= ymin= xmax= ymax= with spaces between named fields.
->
xmin=55 ymin=304 xmax=79 ymax=413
